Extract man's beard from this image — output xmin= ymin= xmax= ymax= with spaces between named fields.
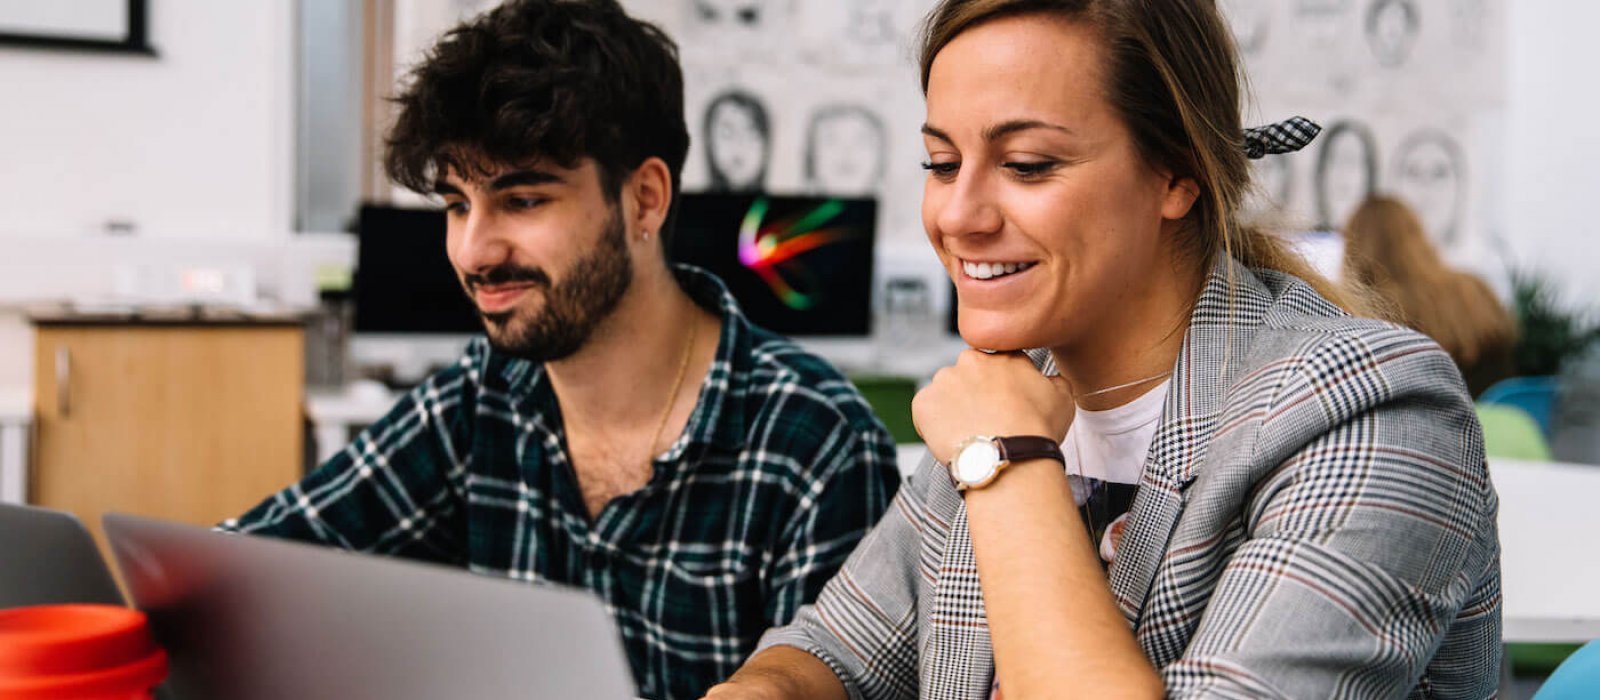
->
xmin=466 ymin=210 xmax=632 ymax=363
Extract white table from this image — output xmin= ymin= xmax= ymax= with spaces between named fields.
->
xmin=1491 ymin=458 xmax=1600 ymax=643
xmin=304 ymin=382 xmax=398 ymax=465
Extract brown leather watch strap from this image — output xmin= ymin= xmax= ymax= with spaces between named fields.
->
xmin=995 ymin=435 xmax=1064 ymax=465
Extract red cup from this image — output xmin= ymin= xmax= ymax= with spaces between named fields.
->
xmin=0 ymin=604 xmax=169 ymax=699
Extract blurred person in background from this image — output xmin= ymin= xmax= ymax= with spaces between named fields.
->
xmin=1344 ymin=194 xmax=1516 ymax=396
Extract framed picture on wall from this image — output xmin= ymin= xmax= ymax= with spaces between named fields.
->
xmin=0 ymin=0 xmax=154 ymax=55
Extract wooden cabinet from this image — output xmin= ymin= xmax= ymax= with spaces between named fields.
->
xmin=31 ymin=321 xmax=304 ymax=556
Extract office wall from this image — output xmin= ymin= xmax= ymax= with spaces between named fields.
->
xmin=1505 ymin=0 xmax=1600 ymax=305
xmin=0 ymin=0 xmax=298 ymax=389
xmin=0 ymin=0 xmax=294 ymax=239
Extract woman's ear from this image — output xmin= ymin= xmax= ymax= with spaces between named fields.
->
xmin=1161 ymin=175 xmax=1201 ymax=221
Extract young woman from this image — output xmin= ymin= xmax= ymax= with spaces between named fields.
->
xmin=1344 ymin=194 xmax=1517 ymax=397
xmin=706 ymin=0 xmax=1501 ymax=697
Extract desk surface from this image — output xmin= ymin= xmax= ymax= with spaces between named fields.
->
xmin=1491 ymin=458 xmax=1600 ymax=643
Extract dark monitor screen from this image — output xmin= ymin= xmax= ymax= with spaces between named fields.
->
xmin=671 ymin=193 xmax=876 ymax=336
xmin=353 ymin=204 xmax=481 ymax=334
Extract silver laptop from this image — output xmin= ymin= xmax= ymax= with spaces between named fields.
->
xmin=103 ymin=513 xmax=636 ymax=700
xmin=0 ymin=503 xmax=124 ymax=608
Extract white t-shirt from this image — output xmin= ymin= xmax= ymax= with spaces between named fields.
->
xmin=1061 ymin=379 xmax=1169 ymax=566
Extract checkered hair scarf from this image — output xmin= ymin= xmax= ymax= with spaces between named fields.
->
xmin=1243 ymin=116 xmax=1320 ymax=159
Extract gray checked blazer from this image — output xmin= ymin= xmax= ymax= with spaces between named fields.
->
xmin=757 ymin=257 xmax=1502 ymax=698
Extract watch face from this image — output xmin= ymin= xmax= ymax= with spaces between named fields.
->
xmin=955 ymin=440 xmax=1000 ymax=484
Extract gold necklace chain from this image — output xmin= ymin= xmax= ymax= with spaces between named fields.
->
xmin=1078 ymin=371 xmax=1171 ymax=399
xmin=646 ymin=315 xmax=699 ymax=462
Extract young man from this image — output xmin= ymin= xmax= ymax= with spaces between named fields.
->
xmin=222 ymin=2 xmax=898 ymax=697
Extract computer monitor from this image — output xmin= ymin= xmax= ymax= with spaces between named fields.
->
xmin=353 ymin=204 xmax=480 ymax=334
xmin=671 ymin=193 xmax=876 ymax=337
xmin=348 ymin=205 xmax=479 ymax=383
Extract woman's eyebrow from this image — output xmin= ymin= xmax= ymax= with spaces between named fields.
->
xmin=920 ymin=120 xmax=1076 ymax=144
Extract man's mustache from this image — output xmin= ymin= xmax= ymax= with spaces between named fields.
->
xmin=464 ymin=265 xmax=551 ymax=291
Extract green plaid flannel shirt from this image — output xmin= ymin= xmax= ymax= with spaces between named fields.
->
xmin=222 ymin=266 xmax=900 ymax=699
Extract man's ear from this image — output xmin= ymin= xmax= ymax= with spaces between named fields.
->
xmin=627 ymin=157 xmax=673 ymax=239
xmin=1161 ymin=175 xmax=1201 ymax=222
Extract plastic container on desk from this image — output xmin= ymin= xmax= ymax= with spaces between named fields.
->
xmin=0 ymin=604 xmax=168 ymax=699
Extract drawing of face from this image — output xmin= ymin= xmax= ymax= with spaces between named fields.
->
xmin=1220 ymin=0 xmax=1273 ymax=54
xmin=806 ymin=106 xmax=887 ymax=195
xmin=704 ymin=91 xmax=770 ymax=192
xmin=1393 ymin=132 xmax=1465 ymax=243
xmin=1294 ymin=0 xmax=1352 ymax=47
xmin=844 ymin=0 xmax=898 ymax=47
xmin=1366 ymin=0 xmax=1419 ymax=67
xmin=693 ymin=0 xmax=773 ymax=29
xmin=1315 ymin=122 xmax=1378 ymax=230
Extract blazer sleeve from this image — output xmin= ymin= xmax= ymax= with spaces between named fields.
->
xmin=754 ymin=452 xmax=947 ymax=700
xmin=1163 ymin=328 xmax=1501 ymax=698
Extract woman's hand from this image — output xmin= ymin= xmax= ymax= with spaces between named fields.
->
xmin=912 ymin=350 xmax=1075 ymax=464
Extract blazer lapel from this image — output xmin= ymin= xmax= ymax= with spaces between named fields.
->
xmin=1107 ymin=257 xmax=1275 ymax=630
xmin=924 ymin=499 xmax=994 ymax=698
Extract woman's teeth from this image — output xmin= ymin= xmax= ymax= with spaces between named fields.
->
xmin=962 ymin=260 xmax=1035 ymax=280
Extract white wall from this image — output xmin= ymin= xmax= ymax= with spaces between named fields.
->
xmin=0 ymin=0 xmax=300 ymax=390
xmin=0 ymin=0 xmax=294 ymax=239
xmin=1505 ymin=0 xmax=1600 ymax=305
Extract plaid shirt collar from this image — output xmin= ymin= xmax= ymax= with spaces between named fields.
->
xmin=493 ymin=264 xmax=754 ymax=455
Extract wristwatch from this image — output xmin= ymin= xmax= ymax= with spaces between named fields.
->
xmin=948 ymin=435 xmax=1065 ymax=491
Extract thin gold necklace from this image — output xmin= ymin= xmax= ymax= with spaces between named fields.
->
xmin=646 ymin=314 xmax=699 ymax=462
xmin=1078 ymin=371 xmax=1171 ymax=399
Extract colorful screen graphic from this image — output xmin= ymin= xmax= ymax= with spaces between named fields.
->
xmin=673 ymin=193 xmax=875 ymax=336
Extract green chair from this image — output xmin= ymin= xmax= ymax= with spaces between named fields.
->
xmin=850 ymin=375 xmax=920 ymax=446
xmin=1509 ymin=643 xmax=1587 ymax=681
xmin=1477 ymin=404 xmax=1553 ymax=461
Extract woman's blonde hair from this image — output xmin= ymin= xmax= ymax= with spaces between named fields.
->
xmin=1343 ymin=195 xmax=1515 ymax=368
xmin=918 ymin=0 xmax=1372 ymax=315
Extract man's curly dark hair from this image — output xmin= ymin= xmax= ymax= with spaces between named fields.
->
xmin=385 ymin=0 xmax=689 ymax=238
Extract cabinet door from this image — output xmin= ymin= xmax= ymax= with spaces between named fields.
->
xmin=32 ymin=325 xmax=304 ymax=555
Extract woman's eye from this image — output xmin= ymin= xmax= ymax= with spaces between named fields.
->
xmin=1005 ymin=161 xmax=1060 ymax=178
xmin=921 ymin=161 xmax=960 ymax=179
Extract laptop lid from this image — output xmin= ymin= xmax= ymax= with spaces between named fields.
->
xmin=0 ymin=503 xmax=123 ymax=608
xmin=103 ymin=513 xmax=636 ymax=700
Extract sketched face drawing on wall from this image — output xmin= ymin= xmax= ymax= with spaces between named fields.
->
xmin=843 ymin=0 xmax=899 ymax=48
xmin=693 ymin=0 xmax=775 ymax=29
xmin=1220 ymin=0 xmax=1274 ymax=55
xmin=1366 ymin=0 xmax=1420 ymax=67
xmin=1393 ymin=130 xmax=1466 ymax=244
xmin=703 ymin=90 xmax=771 ymax=193
xmin=1293 ymin=0 xmax=1353 ymax=48
xmin=1314 ymin=120 xmax=1379 ymax=230
xmin=804 ymin=104 xmax=888 ymax=196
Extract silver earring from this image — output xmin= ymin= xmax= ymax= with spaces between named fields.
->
xmin=642 ymin=230 xmax=653 ymax=242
